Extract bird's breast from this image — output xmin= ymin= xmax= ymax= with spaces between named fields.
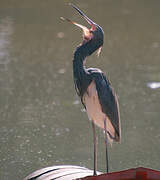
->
xmin=82 ymin=81 xmax=115 ymax=138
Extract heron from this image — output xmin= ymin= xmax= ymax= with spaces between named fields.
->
xmin=62 ymin=4 xmax=121 ymax=176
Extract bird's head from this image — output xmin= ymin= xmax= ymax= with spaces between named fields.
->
xmin=61 ymin=4 xmax=104 ymax=56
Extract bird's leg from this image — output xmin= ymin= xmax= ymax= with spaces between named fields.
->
xmin=92 ymin=120 xmax=97 ymax=176
xmin=104 ymin=118 xmax=109 ymax=173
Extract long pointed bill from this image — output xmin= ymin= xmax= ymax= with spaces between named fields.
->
xmin=69 ymin=3 xmax=96 ymax=31
xmin=60 ymin=17 xmax=89 ymax=32
xmin=61 ymin=4 xmax=103 ymax=55
xmin=61 ymin=16 xmax=91 ymax=39
xmin=61 ymin=4 xmax=97 ymax=39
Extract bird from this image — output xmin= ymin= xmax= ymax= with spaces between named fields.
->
xmin=61 ymin=4 xmax=121 ymax=176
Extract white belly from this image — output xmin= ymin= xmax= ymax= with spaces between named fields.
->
xmin=83 ymin=81 xmax=115 ymax=137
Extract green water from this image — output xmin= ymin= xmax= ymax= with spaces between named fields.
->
xmin=0 ymin=0 xmax=160 ymax=179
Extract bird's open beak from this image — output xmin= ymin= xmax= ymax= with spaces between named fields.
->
xmin=61 ymin=3 xmax=96 ymax=42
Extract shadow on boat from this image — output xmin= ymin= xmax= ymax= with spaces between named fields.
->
xmin=24 ymin=165 xmax=160 ymax=180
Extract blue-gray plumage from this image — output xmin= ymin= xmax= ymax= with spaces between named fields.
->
xmin=62 ymin=3 xmax=121 ymax=176
xmin=86 ymin=68 xmax=120 ymax=141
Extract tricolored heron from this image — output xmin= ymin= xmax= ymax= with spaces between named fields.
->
xmin=62 ymin=4 xmax=121 ymax=175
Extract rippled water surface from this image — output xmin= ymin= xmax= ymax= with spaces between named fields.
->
xmin=0 ymin=0 xmax=160 ymax=179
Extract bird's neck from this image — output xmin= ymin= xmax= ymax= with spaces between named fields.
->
xmin=73 ymin=44 xmax=88 ymax=75
xmin=73 ymin=45 xmax=90 ymax=96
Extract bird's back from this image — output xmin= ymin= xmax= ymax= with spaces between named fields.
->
xmin=82 ymin=68 xmax=121 ymax=142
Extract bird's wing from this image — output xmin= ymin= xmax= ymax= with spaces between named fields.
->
xmin=94 ymin=72 xmax=121 ymax=140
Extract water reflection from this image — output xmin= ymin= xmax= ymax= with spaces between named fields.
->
xmin=0 ymin=17 xmax=13 ymax=67
xmin=147 ymin=82 xmax=160 ymax=89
